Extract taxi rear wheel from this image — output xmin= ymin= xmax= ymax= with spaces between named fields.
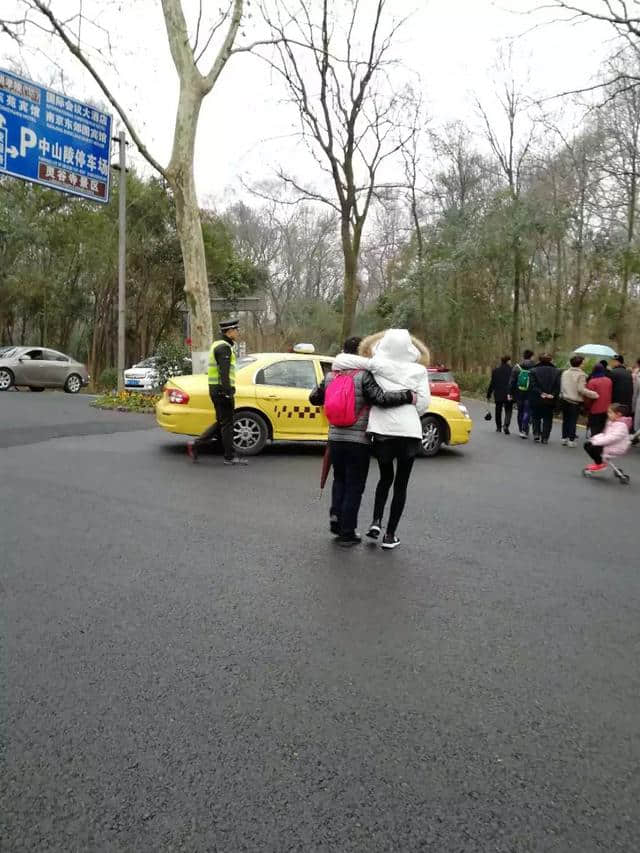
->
xmin=419 ymin=414 xmax=443 ymax=457
xmin=233 ymin=411 xmax=269 ymax=456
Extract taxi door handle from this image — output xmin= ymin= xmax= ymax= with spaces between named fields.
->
xmin=267 ymin=394 xmax=278 ymax=399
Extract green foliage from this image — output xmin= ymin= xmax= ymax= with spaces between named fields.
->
xmin=98 ymin=367 xmax=118 ymax=391
xmin=92 ymin=391 xmax=160 ymax=413
xmin=154 ymin=340 xmax=192 ymax=389
xmin=212 ymin=256 xmax=267 ymax=303
xmin=455 ymin=371 xmax=490 ymax=396
xmin=281 ymin=298 xmax=343 ymax=353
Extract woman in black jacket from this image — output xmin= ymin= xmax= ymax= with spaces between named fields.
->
xmin=529 ymin=354 xmax=561 ymax=444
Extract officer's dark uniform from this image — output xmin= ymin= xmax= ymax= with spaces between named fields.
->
xmin=188 ymin=319 xmax=246 ymax=464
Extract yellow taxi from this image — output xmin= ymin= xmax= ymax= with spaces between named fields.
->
xmin=156 ymin=351 xmax=472 ymax=456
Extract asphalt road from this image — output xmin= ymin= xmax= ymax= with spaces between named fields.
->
xmin=1 ymin=393 xmax=639 ymax=851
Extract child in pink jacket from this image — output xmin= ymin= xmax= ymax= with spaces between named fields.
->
xmin=584 ymin=404 xmax=631 ymax=472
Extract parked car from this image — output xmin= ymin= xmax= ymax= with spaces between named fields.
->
xmin=124 ymin=354 xmax=192 ymax=391
xmin=0 ymin=346 xmax=89 ymax=392
xmin=428 ymin=367 xmax=461 ymax=402
xmin=124 ymin=357 xmax=159 ymax=391
xmin=156 ymin=352 xmax=472 ymax=457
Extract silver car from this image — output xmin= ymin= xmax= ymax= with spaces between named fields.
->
xmin=0 ymin=346 xmax=89 ymax=393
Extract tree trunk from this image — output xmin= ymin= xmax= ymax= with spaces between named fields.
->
xmin=617 ymin=167 xmax=637 ymax=351
xmin=166 ymin=85 xmax=212 ymax=374
xmin=340 ymin=220 xmax=359 ymax=340
xmin=511 ymin=241 xmax=522 ymax=358
xmin=552 ymin=239 xmax=563 ymax=357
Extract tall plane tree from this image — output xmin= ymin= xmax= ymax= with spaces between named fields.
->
xmin=1 ymin=0 xmax=253 ymax=370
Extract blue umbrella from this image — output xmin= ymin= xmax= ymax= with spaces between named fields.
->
xmin=573 ymin=344 xmax=617 ymax=358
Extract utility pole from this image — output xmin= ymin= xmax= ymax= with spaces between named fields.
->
xmin=112 ymin=131 xmax=127 ymax=391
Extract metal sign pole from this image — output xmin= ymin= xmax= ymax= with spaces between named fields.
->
xmin=117 ymin=130 xmax=126 ymax=391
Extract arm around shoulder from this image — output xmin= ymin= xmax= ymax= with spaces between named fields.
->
xmin=415 ymin=371 xmax=431 ymax=416
xmin=362 ymin=371 xmax=412 ymax=407
xmin=309 ymin=379 xmax=326 ymax=406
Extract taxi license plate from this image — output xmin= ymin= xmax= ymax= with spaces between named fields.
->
xmin=126 ymin=380 xmax=142 ymax=387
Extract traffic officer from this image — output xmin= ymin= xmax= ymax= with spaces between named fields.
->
xmin=187 ymin=318 xmax=248 ymax=465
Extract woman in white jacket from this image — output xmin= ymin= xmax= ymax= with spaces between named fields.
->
xmin=359 ymin=330 xmax=431 ymax=549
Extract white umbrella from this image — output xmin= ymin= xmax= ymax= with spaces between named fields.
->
xmin=573 ymin=344 xmax=617 ymax=358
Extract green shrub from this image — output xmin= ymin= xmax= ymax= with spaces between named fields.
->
xmin=455 ymin=371 xmax=489 ymax=396
xmin=155 ymin=340 xmax=192 ymax=389
xmin=97 ymin=367 xmax=118 ymax=392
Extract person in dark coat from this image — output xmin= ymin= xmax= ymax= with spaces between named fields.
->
xmin=529 ymin=353 xmax=561 ymax=444
xmin=487 ymin=355 xmax=513 ymax=434
xmin=609 ymin=354 xmax=634 ymax=406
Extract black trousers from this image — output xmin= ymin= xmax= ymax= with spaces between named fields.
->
xmin=329 ymin=441 xmax=370 ymax=536
xmin=588 ymin=412 xmax=607 ymax=436
xmin=494 ymin=401 xmax=513 ymax=431
xmin=371 ymin=437 xmax=420 ymax=537
xmin=561 ymin=401 xmax=581 ymax=441
xmin=531 ymin=402 xmax=554 ymax=441
xmin=195 ymin=390 xmax=235 ymax=460
xmin=584 ymin=440 xmax=603 ymax=464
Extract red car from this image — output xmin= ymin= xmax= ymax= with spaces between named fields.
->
xmin=428 ymin=367 xmax=460 ymax=402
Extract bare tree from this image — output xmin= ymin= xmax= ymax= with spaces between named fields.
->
xmin=1 ymin=0 xmax=254 ymax=370
xmin=477 ymin=70 xmax=536 ymax=357
xmin=259 ymin=0 xmax=411 ymax=338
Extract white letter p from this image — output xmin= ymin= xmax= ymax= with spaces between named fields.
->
xmin=19 ymin=126 xmax=37 ymax=157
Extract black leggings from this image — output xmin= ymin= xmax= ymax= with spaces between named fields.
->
xmin=584 ymin=440 xmax=603 ymax=465
xmin=371 ymin=438 xmax=420 ymax=536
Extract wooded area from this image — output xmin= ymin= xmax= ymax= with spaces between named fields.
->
xmin=1 ymin=2 xmax=640 ymax=378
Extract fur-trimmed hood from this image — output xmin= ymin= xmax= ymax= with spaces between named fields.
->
xmin=359 ymin=330 xmax=430 ymax=368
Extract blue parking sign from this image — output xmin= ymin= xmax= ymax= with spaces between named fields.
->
xmin=0 ymin=68 xmax=112 ymax=203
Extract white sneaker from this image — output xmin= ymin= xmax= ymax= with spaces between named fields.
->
xmin=561 ymin=438 xmax=568 ymax=446
xmin=568 ymin=440 xmax=577 ymax=448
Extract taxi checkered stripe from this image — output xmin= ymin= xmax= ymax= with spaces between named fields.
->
xmin=274 ymin=404 xmax=322 ymax=420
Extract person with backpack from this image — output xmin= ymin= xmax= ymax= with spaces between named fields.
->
xmin=509 ymin=349 xmax=536 ymax=439
xmin=529 ymin=353 xmax=561 ymax=444
xmin=309 ymin=337 xmax=414 ymax=548
xmin=486 ymin=355 xmax=513 ymax=435
xmin=359 ymin=330 xmax=431 ymax=551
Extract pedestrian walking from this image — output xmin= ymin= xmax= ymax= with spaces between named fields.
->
xmin=583 ymin=404 xmax=631 ymax=473
xmin=309 ymin=337 xmax=413 ymax=548
xmin=584 ymin=363 xmax=612 ymax=437
xmin=509 ymin=349 xmax=536 ymax=438
xmin=359 ymin=330 xmax=430 ymax=551
xmin=529 ymin=353 xmax=560 ymax=444
xmin=609 ymin=354 xmax=634 ymax=406
xmin=487 ymin=355 xmax=513 ymax=435
xmin=560 ymin=355 xmax=598 ymax=447
xmin=187 ymin=319 xmax=247 ymax=465
xmin=633 ymin=361 xmax=640 ymax=433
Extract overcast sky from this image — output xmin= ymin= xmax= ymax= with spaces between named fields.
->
xmin=1 ymin=0 xmax=611 ymax=206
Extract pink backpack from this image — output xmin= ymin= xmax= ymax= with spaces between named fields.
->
xmin=324 ymin=371 xmax=367 ymax=427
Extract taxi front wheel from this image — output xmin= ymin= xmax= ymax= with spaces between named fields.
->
xmin=233 ymin=411 xmax=269 ymax=456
